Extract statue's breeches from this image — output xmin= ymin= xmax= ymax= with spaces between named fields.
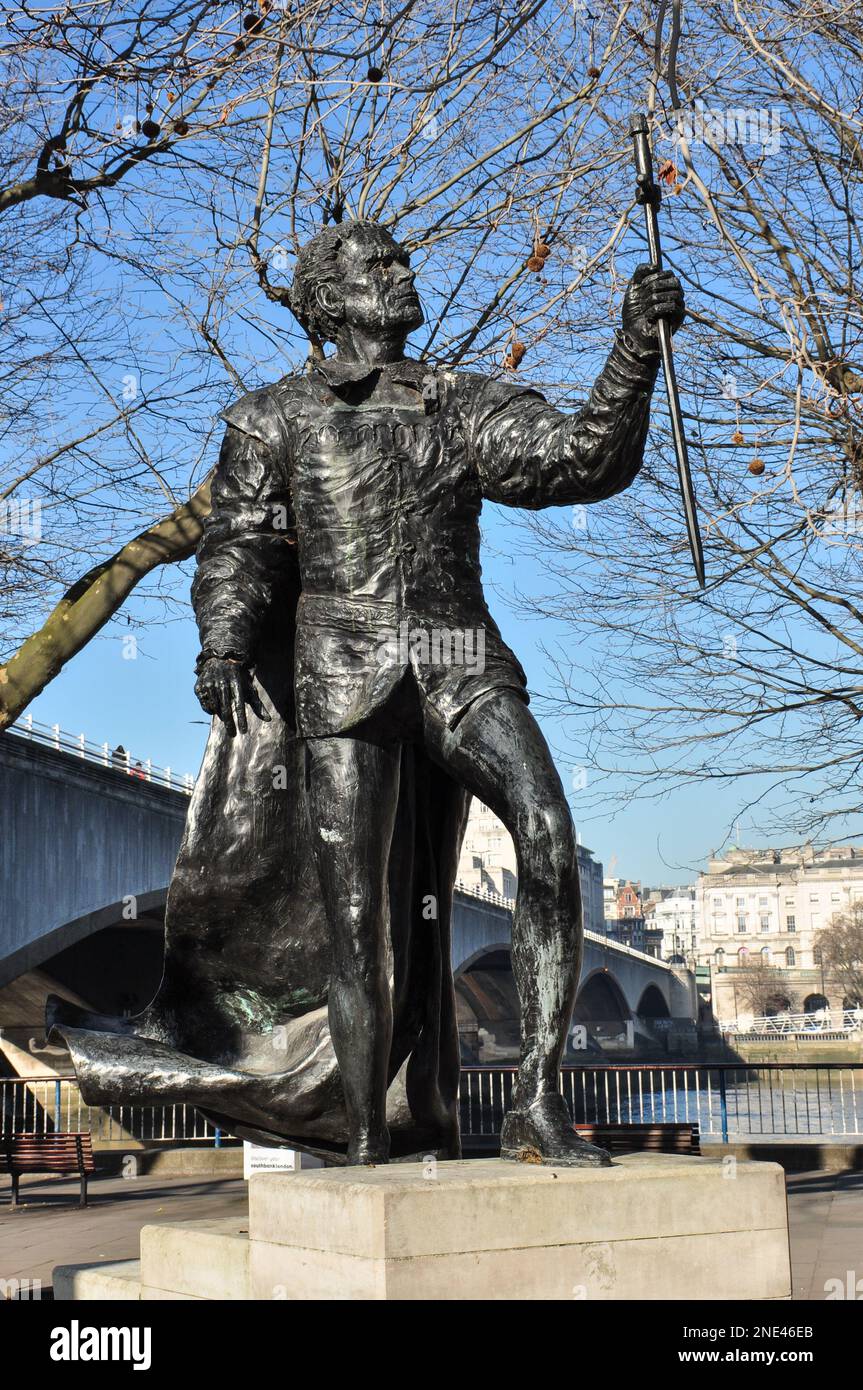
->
xmin=293 ymin=592 xmax=528 ymax=736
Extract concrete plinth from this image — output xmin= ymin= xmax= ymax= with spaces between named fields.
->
xmin=53 ymin=1153 xmax=792 ymax=1301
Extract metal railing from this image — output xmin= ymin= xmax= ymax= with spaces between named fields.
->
xmin=455 ymin=880 xmax=515 ymax=909
xmin=0 ymin=1077 xmax=230 ymax=1146
xmin=719 ymin=1009 xmax=863 ymax=1037
xmin=6 ymin=714 xmax=194 ymax=794
xmin=459 ymin=1063 xmax=863 ymax=1144
xmin=5 ymin=1066 xmax=863 ymax=1150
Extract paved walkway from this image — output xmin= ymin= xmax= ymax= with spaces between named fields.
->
xmin=786 ymin=1169 xmax=863 ymax=1300
xmin=2 ymin=1168 xmax=861 ymax=1298
xmin=0 ymin=1174 xmax=248 ymax=1293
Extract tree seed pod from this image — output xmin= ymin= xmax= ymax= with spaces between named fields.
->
xmin=243 ymin=13 xmax=264 ymax=31
xmin=748 ymin=457 xmax=766 ymax=475
xmin=174 ymin=119 xmax=189 ymax=135
xmin=535 ymin=241 xmax=551 ymax=258
xmin=587 ymin=66 xmax=601 ymax=78
xmin=505 ymin=340 xmax=526 ymax=368
xmin=731 ymin=429 xmax=744 ymax=445
xmin=141 ymin=119 xmax=161 ymax=140
xmin=234 ymin=38 xmax=246 ymax=52
xmin=367 ymin=66 xmax=384 ymax=82
xmin=526 ymin=255 xmax=545 ymax=273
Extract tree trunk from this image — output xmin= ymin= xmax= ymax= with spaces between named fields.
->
xmin=0 ymin=479 xmax=212 ymax=731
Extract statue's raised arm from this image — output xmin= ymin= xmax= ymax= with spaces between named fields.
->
xmin=467 ymin=264 xmax=685 ymax=508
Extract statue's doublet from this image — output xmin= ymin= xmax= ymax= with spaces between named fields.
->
xmin=192 ymin=340 xmax=659 ymax=735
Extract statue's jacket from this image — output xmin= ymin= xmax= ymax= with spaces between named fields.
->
xmin=193 ymin=333 xmax=660 ymax=735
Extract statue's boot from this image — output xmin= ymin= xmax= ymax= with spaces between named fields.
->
xmin=500 ymin=1091 xmax=611 ymax=1168
xmin=347 ymin=1128 xmax=391 ymax=1166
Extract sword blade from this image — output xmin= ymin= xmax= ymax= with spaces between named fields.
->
xmin=657 ymin=317 xmax=705 ymax=587
xmin=629 ymin=112 xmax=705 ymax=588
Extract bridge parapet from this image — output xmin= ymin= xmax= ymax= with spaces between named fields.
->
xmin=8 ymin=715 xmax=195 ymax=793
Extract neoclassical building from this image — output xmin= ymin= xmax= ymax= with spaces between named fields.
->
xmin=696 ymin=845 xmax=863 ymax=1019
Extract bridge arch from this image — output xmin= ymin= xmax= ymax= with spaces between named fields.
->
xmin=14 ymin=889 xmax=169 ymax=983
xmin=575 ymin=968 xmax=632 ymax=1024
xmin=453 ymin=942 xmax=512 ymax=979
xmin=636 ymin=982 xmax=671 ymax=1018
xmin=453 ymin=945 xmax=519 ymax=1063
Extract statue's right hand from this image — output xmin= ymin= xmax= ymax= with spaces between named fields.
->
xmin=194 ymin=658 xmax=270 ymax=736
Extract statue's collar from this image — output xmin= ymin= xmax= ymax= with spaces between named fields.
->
xmin=309 ymin=355 xmax=432 ymax=393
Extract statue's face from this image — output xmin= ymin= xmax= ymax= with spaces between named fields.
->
xmin=331 ymin=228 xmax=423 ymax=341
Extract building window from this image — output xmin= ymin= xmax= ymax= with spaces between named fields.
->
xmin=831 ymin=893 xmax=841 ymax=903
xmin=760 ymin=915 xmax=770 ymax=931
xmin=786 ymin=947 xmax=796 ymax=966
xmin=758 ymin=896 xmax=769 ymax=907
xmin=811 ymin=914 xmax=821 ymax=929
xmin=809 ymin=894 xmax=820 ymax=904
xmin=785 ymin=897 xmax=795 ymax=907
xmin=813 ymin=946 xmax=822 ymax=966
xmin=761 ymin=946 xmax=771 ymax=961
xmin=736 ymin=896 xmax=745 ymax=906
xmin=737 ymin=916 xmax=747 ymax=932
xmin=786 ymin=916 xmax=796 ymax=932
xmin=715 ymin=948 xmax=725 ymax=964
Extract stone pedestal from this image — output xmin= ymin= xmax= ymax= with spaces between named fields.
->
xmin=54 ymin=1153 xmax=792 ymax=1301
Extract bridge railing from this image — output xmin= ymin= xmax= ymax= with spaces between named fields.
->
xmin=454 ymin=882 xmax=673 ymax=968
xmin=459 ymin=1062 xmax=863 ymax=1144
xmin=6 ymin=714 xmax=195 ymax=794
xmin=5 ymin=1065 xmax=863 ymax=1150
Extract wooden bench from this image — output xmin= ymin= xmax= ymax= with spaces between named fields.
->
xmin=574 ymin=1122 xmax=701 ymax=1156
xmin=1 ymin=1133 xmax=95 ymax=1208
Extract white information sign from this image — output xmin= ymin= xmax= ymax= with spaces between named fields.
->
xmin=243 ymin=1143 xmax=324 ymax=1179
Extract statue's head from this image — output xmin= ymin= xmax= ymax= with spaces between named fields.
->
xmin=290 ymin=221 xmax=423 ymax=349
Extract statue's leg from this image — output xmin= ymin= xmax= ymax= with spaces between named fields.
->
xmin=305 ymin=734 xmax=401 ymax=1164
xmin=425 ymin=690 xmax=610 ymax=1167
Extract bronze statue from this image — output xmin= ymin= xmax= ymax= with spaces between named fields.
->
xmin=49 ymin=220 xmax=684 ymax=1167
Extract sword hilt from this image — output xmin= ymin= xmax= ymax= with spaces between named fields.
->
xmin=630 ymin=112 xmax=662 ymax=264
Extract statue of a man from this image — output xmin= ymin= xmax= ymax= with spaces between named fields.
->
xmin=191 ymin=221 xmax=684 ymax=1166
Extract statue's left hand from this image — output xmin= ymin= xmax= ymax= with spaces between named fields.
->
xmin=622 ymin=264 xmax=685 ymax=351
xmin=194 ymin=657 xmax=270 ymax=736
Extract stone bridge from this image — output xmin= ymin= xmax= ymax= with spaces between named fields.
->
xmin=0 ymin=728 xmax=696 ymax=1050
